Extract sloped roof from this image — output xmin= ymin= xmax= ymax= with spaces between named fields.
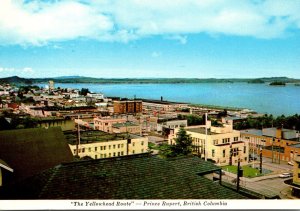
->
xmin=0 ymin=154 xmax=247 ymax=199
xmin=0 ymin=127 xmax=73 ymax=185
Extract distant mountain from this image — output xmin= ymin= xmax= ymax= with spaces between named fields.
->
xmin=0 ymin=76 xmax=33 ymax=84
xmin=1 ymin=76 xmax=300 ymax=85
xmin=54 ymin=76 xmax=82 ymax=79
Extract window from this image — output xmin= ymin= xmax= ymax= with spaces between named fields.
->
xmin=109 ymin=153 xmax=111 ymax=157
xmin=121 ymin=144 xmax=124 ymax=148
xmin=132 ymin=150 xmax=135 ymax=154
xmin=89 ymin=147 xmax=91 ymax=152
xmin=245 ymin=157 xmax=247 ymax=161
xmin=73 ymin=149 xmax=76 ymax=154
xmin=82 ymin=148 xmax=85 ymax=153
xmin=132 ymin=142 xmax=135 ymax=146
xmin=212 ymin=149 xmax=215 ymax=157
xmin=121 ymin=151 xmax=124 ymax=155
xmin=213 ymin=140 xmax=218 ymax=145
xmin=222 ymin=138 xmax=230 ymax=143
xmin=95 ymin=147 xmax=97 ymax=151
xmin=104 ymin=146 xmax=106 ymax=150
xmin=244 ymin=146 xmax=246 ymax=153
xmin=113 ymin=145 xmax=116 ymax=149
xmin=113 ymin=152 xmax=116 ymax=157
xmin=223 ymin=150 xmax=226 ymax=157
xmin=141 ymin=141 xmax=144 ymax=146
xmin=234 ymin=137 xmax=239 ymax=142
xmin=109 ymin=145 xmax=111 ymax=150
xmin=95 ymin=155 xmax=97 ymax=159
xmin=118 ymin=152 xmax=120 ymax=156
xmin=101 ymin=146 xmax=103 ymax=150
xmin=118 ymin=144 xmax=120 ymax=148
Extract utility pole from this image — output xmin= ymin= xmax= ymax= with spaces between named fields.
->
xmin=229 ymin=142 xmax=233 ymax=166
xmin=76 ymin=115 xmax=81 ymax=157
xmin=252 ymin=139 xmax=255 ymax=168
xmin=271 ymin=138 xmax=274 ymax=163
xmin=259 ymin=147 xmax=262 ymax=174
xmin=237 ymin=158 xmax=241 ymax=192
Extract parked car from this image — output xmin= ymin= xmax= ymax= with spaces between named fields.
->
xmin=279 ymin=173 xmax=293 ymax=178
xmin=288 ymin=161 xmax=294 ymax=166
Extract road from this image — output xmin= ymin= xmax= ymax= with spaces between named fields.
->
xmin=213 ymin=158 xmax=295 ymax=198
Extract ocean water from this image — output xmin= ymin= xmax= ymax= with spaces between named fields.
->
xmin=38 ymin=82 xmax=300 ymax=116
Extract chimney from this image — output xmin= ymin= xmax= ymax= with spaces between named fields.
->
xmin=161 ymin=96 xmax=163 ymax=101
xmin=276 ymin=127 xmax=282 ymax=139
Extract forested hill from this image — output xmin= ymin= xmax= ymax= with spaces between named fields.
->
xmin=1 ymin=76 xmax=300 ymax=85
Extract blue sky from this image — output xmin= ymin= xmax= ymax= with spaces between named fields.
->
xmin=0 ymin=0 xmax=300 ymax=78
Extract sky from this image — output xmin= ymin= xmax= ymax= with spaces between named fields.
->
xmin=0 ymin=0 xmax=300 ymax=79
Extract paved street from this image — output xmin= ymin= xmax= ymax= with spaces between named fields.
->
xmin=211 ymin=158 xmax=295 ymax=198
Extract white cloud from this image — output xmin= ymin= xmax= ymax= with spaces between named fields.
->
xmin=166 ymin=35 xmax=187 ymax=44
xmin=22 ymin=67 xmax=34 ymax=73
xmin=1 ymin=0 xmax=300 ymax=46
xmin=0 ymin=66 xmax=34 ymax=76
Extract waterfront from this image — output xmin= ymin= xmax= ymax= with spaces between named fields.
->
xmin=38 ymin=82 xmax=300 ymax=116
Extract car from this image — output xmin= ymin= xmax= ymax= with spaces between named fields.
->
xmin=279 ymin=173 xmax=293 ymax=178
xmin=288 ymin=161 xmax=294 ymax=166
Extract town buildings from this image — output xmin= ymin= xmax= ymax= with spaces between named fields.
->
xmin=241 ymin=127 xmax=300 ymax=162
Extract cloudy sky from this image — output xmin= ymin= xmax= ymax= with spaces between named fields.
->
xmin=0 ymin=0 xmax=300 ymax=78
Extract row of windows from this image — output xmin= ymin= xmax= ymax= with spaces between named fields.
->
xmin=95 ymin=151 xmax=125 ymax=159
xmin=212 ymin=137 xmax=239 ymax=145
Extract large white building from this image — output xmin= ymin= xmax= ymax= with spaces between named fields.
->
xmin=67 ymin=131 xmax=148 ymax=159
xmin=169 ymin=119 xmax=249 ymax=166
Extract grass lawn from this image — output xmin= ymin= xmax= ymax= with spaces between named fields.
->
xmin=222 ymin=165 xmax=264 ymax=178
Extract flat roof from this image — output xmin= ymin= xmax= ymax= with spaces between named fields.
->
xmin=113 ymin=122 xmax=138 ymax=127
xmin=240 ymin=129 xmax=263 ymax=136
xmin=186 ymin=127 xmax=218 ymax=135
xmin=65 ymin=130 xmax=143 ymax=145
xmin=290 ymin=143 xmax=300 ymax=148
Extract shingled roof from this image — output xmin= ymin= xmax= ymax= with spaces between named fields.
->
xmin=0 ymin=127 xmax=73 ymax=185
xmin=0 ymin=154 xmax=247 ymax=199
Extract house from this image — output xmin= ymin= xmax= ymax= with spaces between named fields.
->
xmin=157 ymin=119 xmax=188 ymax=132
xmin=169 ymin=119 xmax=249 ymax=166
xmin=0 ymin=127 xmax=74 ymax=186
xmin=94 ymin=116 xmax=126 ymax=133
xmin=0 ymin=154 xmax=247 ymax=199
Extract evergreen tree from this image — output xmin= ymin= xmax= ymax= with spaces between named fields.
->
xmin=172 ymin=126 xmax=193 ymax=156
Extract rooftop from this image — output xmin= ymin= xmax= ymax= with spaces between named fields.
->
xmin=186 ymin=127 xmax=218 ymax=135
xmin=0 ymin=154 xmax=247 ymax=199
xmin=240 ymin=129 xmax=263 ymax=136
xmin=64 ymin=130 xmax=143 ymax=145
xmin=0 ymin=127 xmax=73 ymax=185
xmin=113 ymin=122 xmax=139 ymax=128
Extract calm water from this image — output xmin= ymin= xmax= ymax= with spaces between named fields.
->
xmin=38 ymin=83 xmax=300 ymax=116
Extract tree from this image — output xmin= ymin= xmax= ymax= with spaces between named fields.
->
xmin=80 ymin=88 xmax=90 ymax=96
xmin=172 ymin=126 xmax=193 ymax=156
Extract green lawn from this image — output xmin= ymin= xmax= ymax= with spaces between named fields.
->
xmin=222 ymin=165 xmax=264 ymax=178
